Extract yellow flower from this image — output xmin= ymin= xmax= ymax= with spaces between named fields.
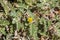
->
xmin=27 ymin=17 xmax=33 ymax=23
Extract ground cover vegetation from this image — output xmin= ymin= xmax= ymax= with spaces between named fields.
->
xmin=0 ymin=0 xmax=60 ymax=40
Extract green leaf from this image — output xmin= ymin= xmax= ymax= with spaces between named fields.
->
xmin=10 ymin=11 xmax=17 ymax=17
xmin=0 ymin=20 xmax=9 ymax=26
xmin=0 ymin=28 xmax=6 ymax=35
xmin=29 ymin=23 xmax=38 ymax=40
xmin=0 ymin=0 xmax=10 ymax=15
xmin=25 ymin=0 xmax=37 ymax=6
xmin=25 ymin=0 xmax=33 ymax=6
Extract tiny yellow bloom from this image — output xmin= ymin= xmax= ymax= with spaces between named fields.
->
xmin=27 ymin=17 xmax=33 ymax=23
